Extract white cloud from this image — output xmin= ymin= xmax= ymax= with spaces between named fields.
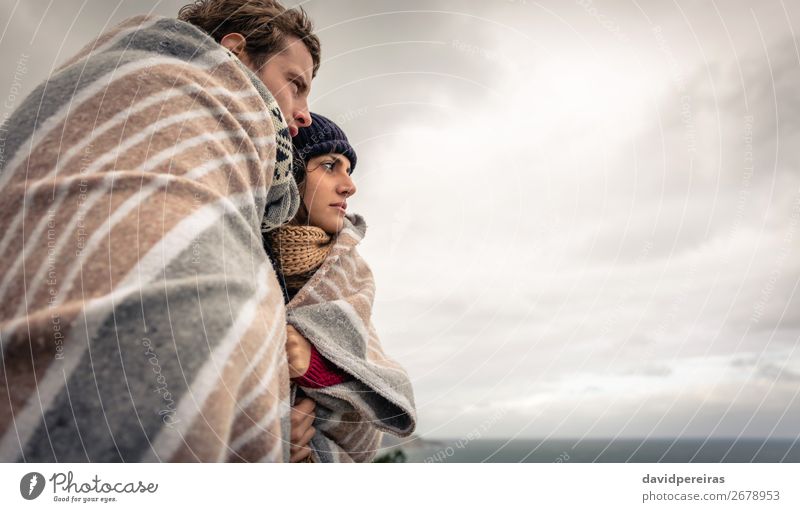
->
xmin=351 ymin=7 xmax=800 ymax=439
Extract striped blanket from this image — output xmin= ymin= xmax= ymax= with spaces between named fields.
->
xmin=285 ymin=214 xmax=416 ymax=462
xmin=0 ymin=16 xmax=302 ymax=462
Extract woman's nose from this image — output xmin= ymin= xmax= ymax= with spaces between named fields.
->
xmin=339 ymin=176 xmax=356 ymax=197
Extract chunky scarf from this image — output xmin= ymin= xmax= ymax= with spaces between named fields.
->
xmin=0 ymin=15 xmax=301 ymax=462
xmin=268 ymin=225 xmax=335 ymax=298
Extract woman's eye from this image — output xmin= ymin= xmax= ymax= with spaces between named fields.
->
xmin=322 ymin=162 xmax=335 ymax=171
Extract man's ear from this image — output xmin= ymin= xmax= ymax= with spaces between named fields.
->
xmin=220 ymin=33 xmax=249 ymax=61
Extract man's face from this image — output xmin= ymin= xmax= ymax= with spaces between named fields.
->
xmin=253 ymin=36 xmax=314 ymax=137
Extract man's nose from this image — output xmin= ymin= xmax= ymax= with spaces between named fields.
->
xmin=295 ymin=108 xmax=311 ymax=128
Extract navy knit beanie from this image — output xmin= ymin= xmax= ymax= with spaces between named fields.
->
xmin=292 ymin=112 xmax=357 ymax=183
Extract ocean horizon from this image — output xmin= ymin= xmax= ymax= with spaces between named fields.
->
xmin=377 ymin=438 xmax=800 ymax=463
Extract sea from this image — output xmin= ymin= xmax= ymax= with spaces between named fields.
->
xmin=376 ymin=438 xmax=800 ymax=463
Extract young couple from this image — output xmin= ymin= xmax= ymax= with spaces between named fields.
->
xmin=0 ymin=0 xmax=414 ymax=462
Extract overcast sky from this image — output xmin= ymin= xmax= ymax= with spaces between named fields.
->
xmin=1 ymin=0 xmax=799 ymax=442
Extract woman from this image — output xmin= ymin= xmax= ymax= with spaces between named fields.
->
xmin=266 ymin=113 xmax=417 ymax=463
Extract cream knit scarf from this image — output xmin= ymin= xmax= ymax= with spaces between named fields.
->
xmin=268 ymin=225 xmax=335 ymax=297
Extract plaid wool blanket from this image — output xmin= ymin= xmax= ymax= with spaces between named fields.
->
xmin=286 ymin=214 xmax=416 ymax=462
xmin=0 ymin=15 xmax=303 ymax=462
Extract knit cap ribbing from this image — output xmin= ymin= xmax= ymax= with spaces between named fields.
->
xmin=292 ymin=112 xmax=357 ymax=182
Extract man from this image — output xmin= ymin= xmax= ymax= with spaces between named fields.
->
xmin=0 ymin=0 xmax=324 ymax=462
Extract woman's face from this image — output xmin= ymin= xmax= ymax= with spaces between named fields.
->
xmin=300 ymin=152 xmax=356 ymax=234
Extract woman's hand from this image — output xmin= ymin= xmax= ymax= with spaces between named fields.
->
xmin=290 ymin=397 xmax=316 ymax=462
xmin=286 ymin=324 xmax=311 ymax=378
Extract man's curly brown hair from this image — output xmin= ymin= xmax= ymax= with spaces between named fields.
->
xmin=178 ymin=0 xmax=321 ymax=77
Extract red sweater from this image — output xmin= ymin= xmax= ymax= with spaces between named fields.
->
xmin=293 ymin=343 xmax=351 ymax=388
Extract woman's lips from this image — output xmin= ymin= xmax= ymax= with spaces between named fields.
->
xmin=331 ymin=203 xmax=346 ymax=214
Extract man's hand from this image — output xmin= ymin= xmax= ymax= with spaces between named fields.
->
xmin=286 ymin=324 xmax=311 ymax=378
xmin=289 ymin=397 xmax=316 ymax=462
